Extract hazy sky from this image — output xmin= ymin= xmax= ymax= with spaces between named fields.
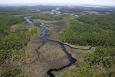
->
xmin=0 ymin=0 xmax=115 ymax=6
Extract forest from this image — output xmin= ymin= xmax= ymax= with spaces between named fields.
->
xmin=59 ymin=14 xmax=115 ymax=46
xmin=0 ymin=11 xmax=37 ymax=77
xmin=58 ymin=13 xmax=115 ymax=77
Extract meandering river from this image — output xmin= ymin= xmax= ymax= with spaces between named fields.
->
xmin=25 ymin=17 xmax=77 ymax=77
xmin=38 ymin=21 xmax=77 ymax=77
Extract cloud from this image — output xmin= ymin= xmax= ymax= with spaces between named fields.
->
xmin=0 ymin=0 xmax=115 ymax=6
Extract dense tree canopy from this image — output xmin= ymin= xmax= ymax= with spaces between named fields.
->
xmin=0 ymin=14 xmax=37 ymax=77
xmin=59 ymin=14 xmax=115 ymax=46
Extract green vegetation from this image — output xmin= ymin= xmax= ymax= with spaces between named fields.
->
xmin=0 ymin=9 xmax=38 ymax=77
xmin=1 ymin=67 xmax=24 ymax=77
xmin=86 ymin=46 xmax=115 ymax=67
xmin=0 ymin=7 xmax=115 ymax=77
xmin=58 ymin=14 xmax=115 ymax=77
xmin=33 ymin=14 xmax=63 ymax=20
xmin=59 ymin=14 xmax=115 ymax=46
xmin=57 ymin=62 xmax=96 ymax=77
xmin=0 ymin=15 xmax=23 ymax=38
xmin=78 ymin=14 xmax=115 ymax=31
xmin=0 ymin=7 xmax=29 ymax=15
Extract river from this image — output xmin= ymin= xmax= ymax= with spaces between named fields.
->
xmin=25 ymin=17 xmax=77 ymax=77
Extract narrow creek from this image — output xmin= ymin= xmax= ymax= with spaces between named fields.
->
xmin=25 ymin=17 xmax=77 ymax=77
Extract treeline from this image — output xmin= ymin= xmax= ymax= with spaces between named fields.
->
xmin=78 ymin=14 xmax=115 ymax=32
xmin=59 ymin=14 xmax=115 ymax=46
xmin=0 ymin=16 xmax=23 ymax=38
xmin=33 ymin=14 xmax=63 ymax=20
xmin=84 ymin=46 xmax=115 ymax=77
xmin=0 ymin=7 xmax=28 ymax=15
xmin=86 ymin=46 xmax=115 ymax=68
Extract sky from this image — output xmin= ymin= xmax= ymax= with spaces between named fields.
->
xmin=0 ymin=0 xmax=115 ymax=6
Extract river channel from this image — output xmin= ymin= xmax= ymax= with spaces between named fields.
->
xmin=25 ymin=17 xmax=77 ymax=77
